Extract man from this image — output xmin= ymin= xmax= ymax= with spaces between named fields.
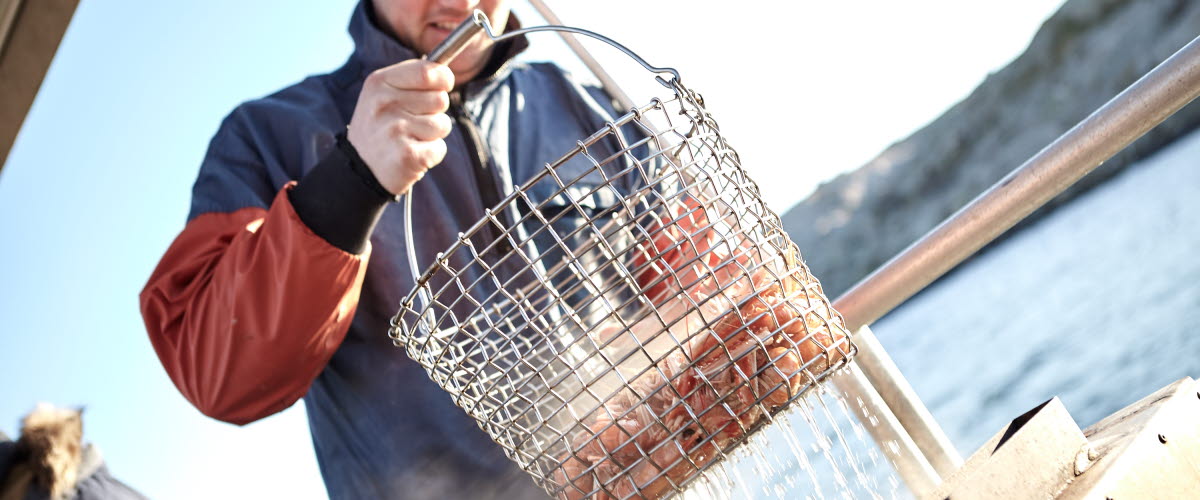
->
xmin=140 ymin=0 xmax=634 ymax=498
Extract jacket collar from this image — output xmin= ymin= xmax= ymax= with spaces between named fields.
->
xmin=348 ymin=1 xmax=528 ymax=82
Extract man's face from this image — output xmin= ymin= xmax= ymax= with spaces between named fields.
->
xmin=374 ymin=0 xmax=511 ymax=81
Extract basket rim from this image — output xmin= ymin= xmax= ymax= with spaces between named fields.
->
xmin=394 ymin=88 xmax=711 ymax=320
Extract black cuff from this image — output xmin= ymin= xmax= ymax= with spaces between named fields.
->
xmin=289 ymin=133 xmax=393 ymax=254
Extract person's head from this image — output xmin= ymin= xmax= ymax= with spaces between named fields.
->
xmin=372 ymin=0 xmax=511 ymax=83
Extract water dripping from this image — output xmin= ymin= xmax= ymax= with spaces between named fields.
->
xmin=829 ymin=387 xmax=900 ymax=498
xmin=723 ymin=448 xmax=760 ymax=500
xmin=795 ymin=397 xmax=854 ymax=497
xmin=776 ymin=412 xmax=827 ymax=500
xmin=814 ymin=387 xmax=879 ymax=498
xmin=670 ymin=375 xmax=908 ymax=499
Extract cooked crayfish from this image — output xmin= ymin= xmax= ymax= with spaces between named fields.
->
xmin=554 ymin=197 xmax=850 ymax=499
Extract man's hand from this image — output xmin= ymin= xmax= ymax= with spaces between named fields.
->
xmin=347 ymin=60 xmax=455 ymax=196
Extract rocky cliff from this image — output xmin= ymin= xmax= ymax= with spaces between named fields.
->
xmin=782 ymin=0 xmax=1200 ymax=297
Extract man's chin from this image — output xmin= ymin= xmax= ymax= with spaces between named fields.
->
xmin=422 ymin=34 xmax=449 ymax=55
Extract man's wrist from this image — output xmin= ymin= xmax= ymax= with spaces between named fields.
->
xmin=288 ymin=132 xmax=392 ymax=254
xmin=340 ymin=132 xmax=399 ymax=202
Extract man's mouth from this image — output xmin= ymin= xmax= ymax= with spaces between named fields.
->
xmin=429 ymin=21 xmax=459 ymax=35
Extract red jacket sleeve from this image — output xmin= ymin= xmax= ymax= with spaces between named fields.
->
xmin=140 ymin=184 xmax=368 ymax=425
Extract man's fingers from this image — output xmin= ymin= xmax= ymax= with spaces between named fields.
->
xmin=372 ymin=60 xmax=454 ymax=91
xmin=403 ymin=113 xmax=453 ymax=142
xmin=408 ymin=139 xmax=448 ymax=170
xmin=349 ymin=59 xmax=455 ymax=195
xmin=377 ymin=88 xmax=448 ymax=115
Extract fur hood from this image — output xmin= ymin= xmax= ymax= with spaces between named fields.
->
xmin=0 ymin=404 xmax=98 ymax=500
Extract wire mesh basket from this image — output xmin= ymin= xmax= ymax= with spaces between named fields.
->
xmin=391 ymin=12 xmax=856 ymax=500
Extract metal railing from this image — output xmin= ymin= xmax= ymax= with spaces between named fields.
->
xmin=834 ymin=34 xmax=1200 ymax=334
xmin=833 ymin=32 xmax=1200 ymax=495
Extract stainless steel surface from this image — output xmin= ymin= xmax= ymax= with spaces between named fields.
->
xmin=833 ymin=34 xmax=1200 ymax=333
xmin=931 ymin=378 xmax=1200 ymax=500
xmin=854 ymin=326 xmax=962 ymax=477
xmin=1061 ymin=377 xmax=1200 ymax=499
xmin=526 ymin=0 xmax=635 ymax=112
xmin=391 ymin=12 xmax=857 ymax=498
xmin=929 ymin=398 xmax=1089 ymax=500
xmin=426 ymin=14 xmax=485 ymax=64
xmin=830 ymin=363 xmax=940 ymax=498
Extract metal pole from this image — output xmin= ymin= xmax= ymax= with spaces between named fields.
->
xmin=853 ymin=326 xmax=962 ymax=476
xmin=525 ymin=0 xmax=636 ymax=112
xmin=833 ymin=34 xmax=1200 ymax=332
xmin=831 ymin=362 xmax=941 ymax=498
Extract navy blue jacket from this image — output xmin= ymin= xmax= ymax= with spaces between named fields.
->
xmin=140 ymin=2 xmax=635 ymax=498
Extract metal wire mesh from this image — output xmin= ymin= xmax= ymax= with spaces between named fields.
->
xmin=391 ymin=80 xmax=856 ymax=500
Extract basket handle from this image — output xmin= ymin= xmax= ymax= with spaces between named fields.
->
xmin=400 ymin=13 xmax=488 ymax=307
xmin=402 ymin=10 xmax=681 ymax=309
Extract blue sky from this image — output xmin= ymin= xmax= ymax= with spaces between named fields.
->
xmin=0 ymin=2 xmax=355 ymax=497
xmin=0 ymin=1 xmax=1064 ymax=498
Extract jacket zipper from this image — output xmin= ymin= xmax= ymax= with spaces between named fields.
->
xmin=448 ymin=91 xmax=513 ymax=254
